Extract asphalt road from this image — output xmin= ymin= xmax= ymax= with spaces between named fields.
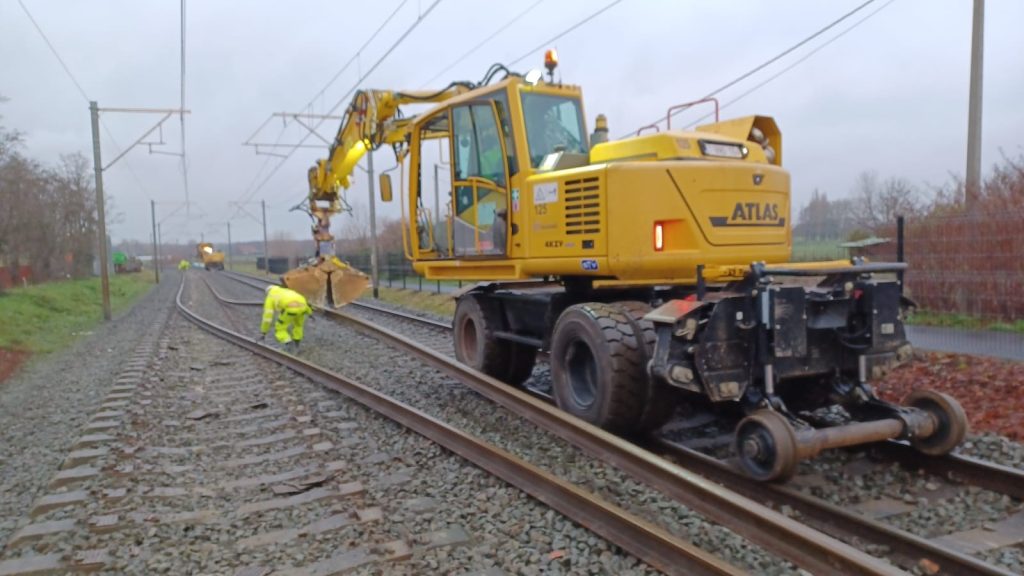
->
xmin=907 ymin=325 xmax=1024 ymax=361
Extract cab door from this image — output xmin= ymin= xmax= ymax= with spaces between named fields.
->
xmin=449 ymin=101 xmax=510 ymax=257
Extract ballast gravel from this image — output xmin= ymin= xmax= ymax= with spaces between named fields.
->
xmin=187 ymin=275 xmax=663 ymax=574
xmin=0 ymin=276 xmax=173 ymax=544
xmin=211 ymin=273 xmax=802 ymax=574
xmin=252 ymin=279 xmax=1024 ymax=575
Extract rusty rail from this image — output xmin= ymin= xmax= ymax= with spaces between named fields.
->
xmin=870 ymin=441 xmax=1024 ymax=501
xmin=652 ymin=438 xmax=1015 ymax=576
xmin=215 ymin=270 xmax=902 ymax=576
xmin=181 ymin=274 xmax=742 ymax=576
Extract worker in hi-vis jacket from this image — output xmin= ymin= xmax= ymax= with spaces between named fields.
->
xmin=260 ymin=285 xmax=313 ymax=351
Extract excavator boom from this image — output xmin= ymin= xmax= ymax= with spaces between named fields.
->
xmin=284 ymin=85 xmax=471 ymax=307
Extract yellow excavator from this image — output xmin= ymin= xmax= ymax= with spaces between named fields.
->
xmin=292 ymin=54 xmax=968 ymax=481
xmin=196 ymin=242 xmax=225 ymax=271
xmin=282 ymin=85 xmax=479 ymax=307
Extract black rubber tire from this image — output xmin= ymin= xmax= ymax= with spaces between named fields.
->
xmin=615 ymin=301 xmax=676 ymax=433
xmin=504 ymin=342 xmax=537 ymax=387
xmin=550 ymin=303 xmax=645 ymax=433
xmin=735 ymin=410 xmax=799 ymax=482
xmin=907 ymin=389 xmax=968 ymax=456
xmin=454 ymin=294 xmax=536 ymax=386
xmin=454 ymin=294 xmax=510 ymax=378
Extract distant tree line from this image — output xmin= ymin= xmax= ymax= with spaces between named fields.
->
xmin=795 ymin=156 xmax=1024 ymax=241
xmin=0 ymin=98 xmax=107 ymax=288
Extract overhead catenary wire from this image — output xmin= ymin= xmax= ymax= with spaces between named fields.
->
xmin=623 ymin=0 xmax=878 ymax=137
xmin=680 ymin=0 xmax=899 ymax=131
xmin=229 ymin=0 xmax=419 ymax=220
xmin=17 ymin=0 xmax=90 ymax=102
xmin=300 ymin=0 xmax=411 ymax=116
xmin=284 ymin=0 xmax=623 ymax=210
xmin=508 ymin=0 xmax=625 ymax=67
xmin=17 ymin=0 xmax=154 ymax=207
xmin=419 ymin=0 xmax=546 ymax=88
xmin=232 ymin=0 xmax=445 ymax=211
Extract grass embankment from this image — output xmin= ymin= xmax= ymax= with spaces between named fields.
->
xmin=906 ymin=310 xmax=1024 ymax=333
xmin=361 ymin=287 xmax=455 ymax=317
xmin=0 ymin=271 xmax=156 ymax=354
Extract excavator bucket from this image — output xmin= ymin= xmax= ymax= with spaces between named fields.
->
xmin=328 ymin=266 xmax=370 ymax=307
xmin=281 ymin=257 xmax=369 ymax=308
xmin=282 ymin=266 xmax=330 ymax=308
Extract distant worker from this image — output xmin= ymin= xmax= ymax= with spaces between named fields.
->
xmin=178 ymin=259 xmax=189 ymax=271
xmin=260 ymin=285 xmax=313 ymax=351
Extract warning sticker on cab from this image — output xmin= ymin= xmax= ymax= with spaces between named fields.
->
xmin=534 ymin=182 xmax=558 ymax=205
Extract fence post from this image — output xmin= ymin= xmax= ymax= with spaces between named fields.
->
xmin=896 ymin=215 xmax=905 ymax=295
xmin=436 ymin=279 xmax=440 ymax=294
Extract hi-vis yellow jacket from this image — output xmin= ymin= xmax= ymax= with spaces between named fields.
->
xmin=261 ymin=286 xmax=313 ymax=333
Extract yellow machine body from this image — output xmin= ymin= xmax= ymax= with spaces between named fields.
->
xmin=196 ymin=242 xmax=225 ymax=270
xmin=399 ymin=76 xmax=796 ymax=285
xmin=291 ymin=66 xmax=964 ymax=482
xmin=285 ymin=87 xmax=471 ymax=307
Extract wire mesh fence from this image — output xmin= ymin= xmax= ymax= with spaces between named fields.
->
xmin=339 ymin=252 xmax=464 ymax=294
xmin=333 ymin=209 xmax=1024 ymax=360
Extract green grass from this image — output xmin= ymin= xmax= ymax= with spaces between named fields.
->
xmin=230 ymin=260 xmax=264 ymax=276
xmin=906 ymin=309 xmax=1024 ymax=333
xmin=791 ymin=240 xmax=848 ymax=262
xmin=361 ymin=287 xmax=456 ymax=317
xmin=0 ymin=272 xmax=156 ymax=353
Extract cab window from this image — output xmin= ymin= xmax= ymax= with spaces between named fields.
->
xmin=453 ymin=104 xmax=506 ymax=187
xmin=521 ymin=93 xmax=587 ymax=168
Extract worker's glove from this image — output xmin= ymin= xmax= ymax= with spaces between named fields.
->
xmin=259 ymin=332 xmax=267 ymax=341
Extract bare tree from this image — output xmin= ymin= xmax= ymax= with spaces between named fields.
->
xmin=851 ymin=171 xmax=923 ymax=231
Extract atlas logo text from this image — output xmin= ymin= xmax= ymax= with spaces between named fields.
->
xmin=732 ymin=202 xmax=779 ymax=222
xmin=709 ymin=202 xmax=785 ymax=228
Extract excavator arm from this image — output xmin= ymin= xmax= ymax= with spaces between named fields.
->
xmin=286 ymin=86 xmax=472 ymax=307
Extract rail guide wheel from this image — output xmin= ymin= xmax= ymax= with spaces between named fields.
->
xmin=735 ymin=410 xmax=799 ymax=482
xmin=906 ymin=389 xmax=968 ymax=456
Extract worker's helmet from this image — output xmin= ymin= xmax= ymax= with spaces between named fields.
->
xmin=265 ymin=285 xmax=274 ymax=295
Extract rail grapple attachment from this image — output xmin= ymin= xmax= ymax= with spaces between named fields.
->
xmin=282 ymin=256 xmax=369 ymax=308
xmin=647 ymin=261 xmax=967 ymax=481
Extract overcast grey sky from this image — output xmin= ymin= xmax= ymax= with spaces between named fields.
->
xmin=2 ymin=0 xmax=1022 ymax=245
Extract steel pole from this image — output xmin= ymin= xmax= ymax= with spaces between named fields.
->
xmin=151 ymin=199 xmax=160 ymax=284
xmin=227 ymin=221 xmax=232 ymax=270
xmin=966 ymin=0 xmax=985 ymax=207
xmin=262 ymin=200 xmax=270 ymax=276
xmin=367 ymin=151 xmax=380 ymax=299
xmin=434 ymin=163 xmax=440 ymax=230
xmin=90 ymin=101 xmax=112 ymax=321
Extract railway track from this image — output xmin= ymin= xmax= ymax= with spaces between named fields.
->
xmin=217 ymin=269 xmax=1023 ymax=576
xmin=216 ymin=270 xmax=907 ymax=575
xmin=193 ymin=275 xmax=738 ymax=575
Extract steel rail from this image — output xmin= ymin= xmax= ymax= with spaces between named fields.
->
xmin=869 ymin=441 xmax=1024 ymax=501
xmin=349 ymin=299 xmax=452 ymax=330
xmin=226 ymin=272 xmax=1024 ymax=499
xmin=219 ymin=270 xmax=451 ymax=329
xmin=217 ymin=269 xmax=1023 ymax=575
xmin=179 ymin=275 xmax=741 ymax=576
xmin=213 ymin=271 xmax=901 ymax=575
xmin=652 ymin=439 xmax=1015 ymax=576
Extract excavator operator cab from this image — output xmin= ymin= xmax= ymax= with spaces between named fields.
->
xmin=521 ymin=92 xmax=588 ymax=169
xmin=399 ymin=77 xmax=587 ymax=268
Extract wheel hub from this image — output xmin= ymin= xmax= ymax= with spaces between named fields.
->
xmin=742 ymin=435 xmax=767 ymax=461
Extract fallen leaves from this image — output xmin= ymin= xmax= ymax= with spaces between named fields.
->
xmin=876 ymin=352 xmax=1024 ymax=441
